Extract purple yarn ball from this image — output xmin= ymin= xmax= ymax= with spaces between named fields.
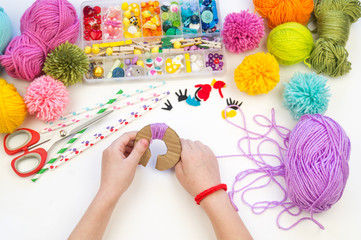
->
xmin=221 ymin=10 xmax=265 ymax=54
xmin=285 ymin=114 xmax=350 ymax=214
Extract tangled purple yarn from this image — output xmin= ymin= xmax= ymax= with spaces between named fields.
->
xmin=221 ymin=10 xmax=265 ymax=53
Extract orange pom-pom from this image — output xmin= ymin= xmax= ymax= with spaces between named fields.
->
xmin=253 ymin=0 xmax=314 ymax=28
xmin=234 ymin=52 xmax=280 ymax=95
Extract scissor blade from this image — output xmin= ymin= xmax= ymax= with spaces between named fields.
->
xmin=67 ymin=110 xmax=114 ymax=136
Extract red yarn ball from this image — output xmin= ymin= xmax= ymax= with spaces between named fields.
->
xmin=222 ymin=10 xmax=265 ymax=54
xmin=0 ymin=0 xmax=79 ymax=81
xmin=24 ymin=75 xmax=69 ymax=121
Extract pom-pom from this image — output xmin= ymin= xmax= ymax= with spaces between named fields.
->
xmin=285 ymin=114 xmax=350 ymax=214
xmin=24 ymin=75 xmax=69 ymax=121
xmin=234 ymin=52 xmax=280 ymax=95
xmin=221 ymin=10 xmax=265 ymax=53
xmin=283 ymin=72 xmax=330 ymax=120
xmin=0 ymin=78 xmax=27 ymax=133
xmin=0 ymin=7 xmax=12 ymax=55
xmin=309 ymin=0 xmax=361 ymax=77
xmin=43 ymin=42 xmax=89 ymax=86
xmin=253 ymin=0 xmax=314 ymax=29
xmin=267 ymin=22 xmax=314 ymax=65
xmin=0 ymin=0 xmax=79 ymax=81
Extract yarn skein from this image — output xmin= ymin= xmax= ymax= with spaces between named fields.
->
xmin=219 ymin=107 xmax=350 ymax=230
xmin=0 ymin=78 xmax=27 ymax=133
xmin=309 ymin=0 xmax=361 ymax=77
xmin=253 ymin=0 xmax=314 ymax=29
xmin=0 ymin=0 xmax=80 ymax=81
xmin=267 ymin=22 xmax=314 ymax=66
xmin=222 ymin=10 xmax=265 ymax=54
xmin=0 ymin=7 xmax=12 ymax=55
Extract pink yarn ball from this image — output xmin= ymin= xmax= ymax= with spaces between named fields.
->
xmin=221 ymin=10 xmax=265 ymax=54
xmin=0 ymin=0 xmax=79 ymax=81
xmin=24 ymin=75 xmax=69 ymax=121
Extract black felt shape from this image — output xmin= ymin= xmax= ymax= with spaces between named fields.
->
xmin=227 ymin=98 xmax=243 ymax=110
xmin=161 ymin=99 xmax=173 ymax=111
xmin=175 ymin=89 xmax=188 ymax=102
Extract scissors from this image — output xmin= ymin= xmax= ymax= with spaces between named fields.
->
xmin=3 ymin=110 xmax=113 ymax=177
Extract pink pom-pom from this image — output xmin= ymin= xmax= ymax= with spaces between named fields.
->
xmin=221 ymin=10 xmax=265 ymax=54
xmin=24 ymin=75 xmax=69 ymax=121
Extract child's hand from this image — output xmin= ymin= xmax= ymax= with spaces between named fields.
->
xmin=175 ymin=139 xmax=221 ymax=197
xmin=99 ymin=131 xmax=149 ymax=201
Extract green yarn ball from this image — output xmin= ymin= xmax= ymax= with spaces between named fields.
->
xmin=267 ymin=22 xmax=314 ymax=66
xmin=43 ymin=42 xmax=89 ymax=86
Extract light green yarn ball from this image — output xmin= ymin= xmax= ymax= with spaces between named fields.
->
xmin=267 ymin=22 xmax=314 ymax=66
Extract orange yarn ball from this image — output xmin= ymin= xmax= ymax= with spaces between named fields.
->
xmin=234 ymin=52 xmax=280 ymax=95
xmin=253 ymin=0 xmax=314 ymax=29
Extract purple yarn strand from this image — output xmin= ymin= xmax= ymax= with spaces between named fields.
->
xmin=150 ymin=123 xmax=168 ymax=143
xmin=218 ymin=106 xmax=350 ymax=230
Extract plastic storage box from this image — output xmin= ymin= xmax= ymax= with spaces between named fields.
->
xmin=81 ymin=0 xmax=225 ymax=83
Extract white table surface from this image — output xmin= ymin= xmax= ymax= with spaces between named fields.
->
xmin=1 ymin=1 xmax=361 ymax=239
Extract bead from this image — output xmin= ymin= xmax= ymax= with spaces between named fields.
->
xmin=83 ymin=6 xmax=95 ymax=18
xmin=173 ymin=41 xmax=181 ymax=49
xmin=155 ymin=56 xmax=164 ymax=66
xmin=106 ymin=47 xmax=113 ymax=56
xmin=125 ymin=58 xmax=131 ymax=65
xmin=92 ymin=45 xmax=100 ymax=54
xmin=121 ymin=2 xmax=129 ymax=11
xmin=124 ymin=10 xmax=131 ymax=18
xmin=137 ymin=60 xmax=144 ymax=67
xmin=93 ymin=6 xmax=101 ymax=14
xmin=112 ymin=67 xmax=125 ymax=77
xmin=134 ymin=31 xmax=142 ymax=38
xmin=132 ymin=56 xmax=139 ymax=65
xmin=123 ymin=17 xmax=130 ymax=26
xmin=128 ymin=25 xmax=138 ymax=34
xmin=84 ymin=46 xmax=92 ymax=54
xmin=93 ymin=66 xmax=104 ymax=77
xmin=151 ymin=46 xmax=159 ymax=53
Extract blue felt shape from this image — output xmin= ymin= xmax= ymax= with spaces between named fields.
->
xmin=186 ymin=95 xmax=201 ymax=106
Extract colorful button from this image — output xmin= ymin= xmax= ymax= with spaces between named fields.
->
xmin=131 ymin=65 xmax=144 ymax=76
xmin=201 ymin=10 xmax=213 ymax=24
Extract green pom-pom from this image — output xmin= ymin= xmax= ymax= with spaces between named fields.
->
xmin=43 ymin=42 xmax=89 ymax=86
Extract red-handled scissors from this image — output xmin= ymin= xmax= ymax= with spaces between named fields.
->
xmin=3 ymin=110 xmax=113 ymax=177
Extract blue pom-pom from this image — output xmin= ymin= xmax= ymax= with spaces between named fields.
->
xmin=283 ymin=72 xmax=330 ymax=120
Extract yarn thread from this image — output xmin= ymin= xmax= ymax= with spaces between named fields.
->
xmin=267 ymin=22 xmax=314 ymax=66
xmin=221 ymin=10 xmax=265 ymax=54
xmin=0 ymin=7 xmax=12 ymax=55
xmin=234 ymin=52 xmax=280 ymax=95
xmin=253 ymin=0 xmax=314 ymax=29
xmin=309 ymin=0 xmax=361 ymax=77
xmin=0 ymin=78 xmax=27 ymax=133
xmin=150 ymin=123 xmax=168 ymax=142
xmin=218 ymin=106 xmax=350 ymax=230
xmin=0 ymin=0 xmax=80 ymax=81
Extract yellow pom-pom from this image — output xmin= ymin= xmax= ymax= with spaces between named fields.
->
xmin=84 ymin=46 xmax=92 ymax=54
xmin=173 ymin=41 xmax=181 ymax=49
xmin=234 ymin=52 xmax=280 ymax=95
xmin=0 ymin=79 xmax=27 ymax=133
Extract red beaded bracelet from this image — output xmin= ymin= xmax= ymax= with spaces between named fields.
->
xmin=194 ymin=184 xmax=228 ymax=205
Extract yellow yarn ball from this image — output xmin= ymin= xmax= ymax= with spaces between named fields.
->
xmin=0 ymin=78 xmax=27 ymax=133
xmin=234 ymin=52 xmax=280 ymax=95
xmin=267 ymin=22 xmax=314 ymax=65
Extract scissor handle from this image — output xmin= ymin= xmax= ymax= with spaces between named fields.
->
xmin=11 ymin=148 xmax=47 ymax=177
xmin=3 ymin=128 xmax=40 ymax=155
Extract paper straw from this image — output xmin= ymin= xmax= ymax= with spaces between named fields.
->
xmin=50 ymin=95 xmax=166 ymax=170
xmin=42 ymin=92 xmax=164 ymax=133
xmin=47 ymin=81 xmax=166 ymax=124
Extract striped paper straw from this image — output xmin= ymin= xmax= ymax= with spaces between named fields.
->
xmin=50 ymin=95 xmax=165 ymax=170
xmin=49 ymin=81 xmax=166 ymax=124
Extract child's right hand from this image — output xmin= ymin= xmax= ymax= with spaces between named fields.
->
xmin=175 ymin=139 xmax=221 ymax=197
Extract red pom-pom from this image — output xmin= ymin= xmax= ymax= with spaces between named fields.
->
xmin=24 ymin=75 xmax=69 ymax=121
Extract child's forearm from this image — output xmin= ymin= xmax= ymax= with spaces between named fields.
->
xmin=200 ymin=191 xmax=253 ymax=240
xmin=68 ymin=190 xmax=119 ymax=240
